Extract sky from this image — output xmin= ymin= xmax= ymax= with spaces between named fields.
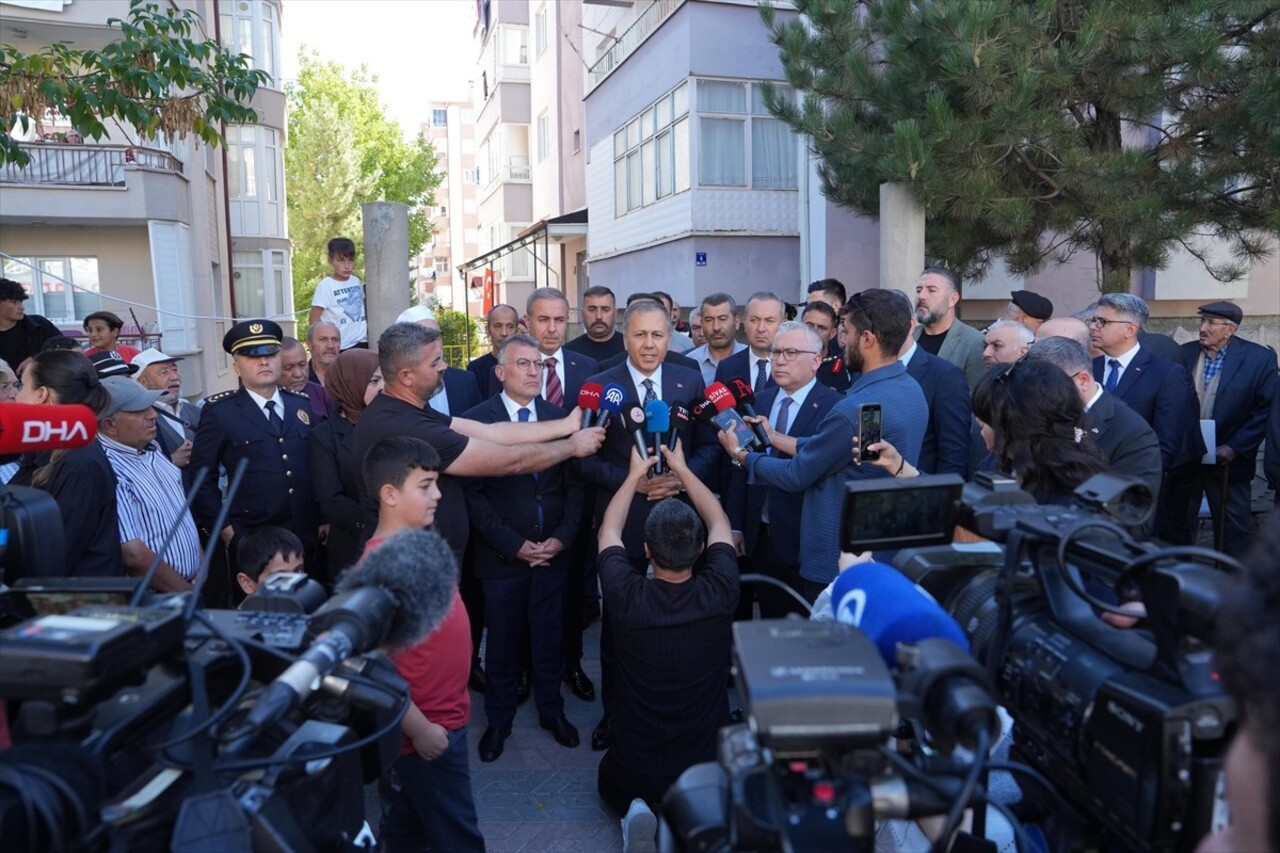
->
xmin=280 ymin=0 xmax=477 ymax=137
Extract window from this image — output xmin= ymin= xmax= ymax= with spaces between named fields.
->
xmin=0 ymin=255 xmax=101 ymax=323
xmin=438 ymin=205 xmax=448 ymax=217
xmin=537 ymin=112 xmax=550 ymax=163
xmin=535 ymin=6 xmax=548 ymax=57
xmin=573 ymin=129 xmax=581 ymax=153
xmin=463 ymin=168 xmax=479 ymax=185
xmin=226 ymin=124 xmax=283 ymax=236
xmin=696 ymin=79 xmax=797 ymax=189
xmin=434 ymin=257 xmax=450 ymax=274
xmin=219 ymin=0 xmax=281 ymax=85
xmin=151 ymin=222 xmax=198 ymax=349
xmin=613 ymin=81 xmax=691 ymax=215
xmin=232 ymin=248 xmax=290 ymax=320
xmin=432 ymin=108 xmax=448 ymax=126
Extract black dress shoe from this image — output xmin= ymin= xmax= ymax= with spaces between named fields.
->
xmin=516 ymin=670 xmax=532 ymax=705
xmin=563 ymin=666 xmax=596 ymax=702
xmin=478 ymin=726 xmax=510 ymax=762
xmin=591 ymin=713 xmax=611 ymax=751
xmin=540 ymin=715 xmax=580 ymax=748
xmin=468 ymin=660 xmax=486 ymax=693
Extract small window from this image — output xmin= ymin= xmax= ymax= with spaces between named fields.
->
xmin=432 ymin=108 xmax=448 ymax=126
xmin=572 ymin=129 xmax=581 ymax=153
xmin=434 ymin=257 xmax=450 ymax=274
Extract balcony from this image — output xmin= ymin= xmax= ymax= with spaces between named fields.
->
xmin=587 ymin=0 xmax=687 ymax=93
xmin=2 ymin=143 xmax=182 ymax=187
xmin=481 ymin=156 xmax=533 ymax=196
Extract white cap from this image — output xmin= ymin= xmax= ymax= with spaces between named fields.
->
xmin=132 ymin=348 xmax=185 ymax=372
xmin=397 ymin=305 xmax=436 ymax=325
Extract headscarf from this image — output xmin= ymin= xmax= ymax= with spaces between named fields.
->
xmin=325 ymin=348 xmax=380 ymax=423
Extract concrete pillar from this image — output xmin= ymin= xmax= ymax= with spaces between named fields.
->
xmin=362 ymin=202 xmax=411 ymax=351
xmin=879 ymin=182 xmax=925 ymax=298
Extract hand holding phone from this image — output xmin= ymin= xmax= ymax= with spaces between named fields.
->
xmin=857 ymin=404 xmax=883 ymax=462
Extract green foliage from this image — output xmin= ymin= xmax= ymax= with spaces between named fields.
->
xmin=286 ymin=50 xmax=442 ymax=323
xmin=0 ymin=0 xmax=269 ymax=165
xmin=429 ymin=301 xmax=484 ymax=366
xmin=761 ymin=0 xmax=1280 ymax=292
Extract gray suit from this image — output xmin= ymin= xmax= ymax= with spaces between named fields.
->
xmin=916 ymin=320 xmax=985 ymax=390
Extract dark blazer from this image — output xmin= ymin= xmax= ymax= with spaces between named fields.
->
xmin=905 ymin=348 xmax=971 ymax=476
xmin=1180 ymin=338 xmax=1278 ymax=482
xmin=1138 ymin=331 xmax=1185 ymax=365
xmin=308 ymin=413 xmax=365 ymax=576
xmin=600 ymin=348 xmax=699 ymax=373
xmin=1084 ymin=391 xmax=1163 ymax=504
xmin=724 ymin=382 xmax=842 ymax=559
xmin=466 ymin=352 xmax=500 ymax=399
xmin=152 ymin=400 xmax=202 ymax=463
xmin=547 ymin=349 xmax=598 ymax=408
xmin=713 ymin=348 xmax=776 ymax=394
xmin=578 ymin=360 xmax=720 ymax=556
xmin=1093 ymin=347 xmax=1200 ymax=469
xmin=1265 ymin=388 xmax=1280 ymax=492
xmin=187 ymin=387 xmax=318 ymax=548
xmin=441 ymin=366 xmax=483 ymax=416
xmin=461 ymin=395 xmax=583 ymax=579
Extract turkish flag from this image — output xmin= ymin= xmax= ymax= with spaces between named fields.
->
xmin=482 ymin=267 xmax=495 ymax=314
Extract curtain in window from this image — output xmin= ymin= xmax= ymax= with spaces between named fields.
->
xmin=752 ymin=117 xmax=797 ymax=189
xmin=698 ymin=80 xmax=747 ymax=113
xmin=700 ymin=118 xmax=745 ymax=186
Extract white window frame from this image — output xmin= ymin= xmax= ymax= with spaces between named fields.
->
xmin=695 ymin=78 xmax=797 ymax=191
xmin=231 ymin=247 xmax=291 ymax=321
xmin=219 ymin=0 xmax=281 ymax=86
xmin=535 ymin=5 xmax=548 ymax=57
xmin=431 ymin=108 xmax=448 ymax=126
xmin=149 ymin=222 xmax=198 ymax=350
xmin=613 ymin=81 xmax=691 ymax=216
xmin=0 ymin=255 xmax=102 ymax=324
xmin=434 ymin=256 xmax=450 ymax=274
xmin=537 ymin=112 xmax=550 ymax=163
xmin=227 ymin=124 xmax=284 ymax=237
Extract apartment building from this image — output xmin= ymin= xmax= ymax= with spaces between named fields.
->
xmin=0 ymin=0 xmax=291 ymax=397
xmin=419 ymin=101 xmax=481 ymax=313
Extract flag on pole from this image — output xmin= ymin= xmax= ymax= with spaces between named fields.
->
xmin=482 ymin=267 xmax=495 ymax=314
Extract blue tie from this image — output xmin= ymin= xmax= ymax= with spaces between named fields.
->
xmin=519 ymin=407 xmax=543 ymax=529
xmin=1104 ymin=358 xmax=1121 ymax=393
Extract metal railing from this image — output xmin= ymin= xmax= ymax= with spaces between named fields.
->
xmin=481 ymin=156 xmax=533 ymax=194
xmin=1 ymin=143 xmax=183 ymax=187
xmin=587 ymin=0 xmax=687 ymax=92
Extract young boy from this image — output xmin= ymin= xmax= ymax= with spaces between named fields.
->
xmin=309 ymin=237 xmax=368 ymax=351
xmin=235 ymin=526 xmax=306 ymax=597
xmin=360 ymin=436 xmax=484 ymax=852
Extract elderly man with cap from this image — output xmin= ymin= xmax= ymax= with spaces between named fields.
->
xmin=187 ymin=319 xmax=320 ymax=607
xmin=98 ymin=376 xmax=203 ymax=592
xmin=134 ymin=348 xmax=201 ymax=468
xmin=1173 ymin=301 xmax=1278 ymax=556
xmin=1003 ymin=290 xmax=1053 ymax=333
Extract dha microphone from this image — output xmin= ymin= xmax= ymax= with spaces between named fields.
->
xmin=232 ymin=529 xmax=458 ymax=740
xmin=0 ymin=403 xmax=97 ymax=454
xmin=598 ymin=382 xmax=626 ymax=428
xmin=578 ymin=382 xmax=603 ymax=429
xmin=689 ymin=395 xmax=717 ymax=425
xmin=643 ymin=399 xmax=670 ymax=474
xmin=728 ymin=377 xmax=771 ymax=449
xmin=830 ymin=561 xmax=970 ymax=668
xmin=667 ymin=402 xmax=690 ymax=453
xmin=621 ymin=404 xmax=649 ymax=461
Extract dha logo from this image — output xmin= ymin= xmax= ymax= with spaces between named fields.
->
xmin=23 ymin=419 xmax=90 ymax=445
xmin=604 ymin=387 xmax=624 ymax=406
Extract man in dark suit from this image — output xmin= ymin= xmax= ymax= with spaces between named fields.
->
xmin=395 ymin=304 xmax=486 ymax=417
xmin=714 ymin=291 xmax=784 ymax=394
xmin=1176 ymin=301 xmax=1277 ymax=556
xmin=724 ymin=322 xmax=840 ymax=617
xmin=188 ymin=319 xmax=320 ymax=608
xmin=466 ymin=304 xmax=519 ymax=400
xmin=525 ymin=288 xmax=598 ymax=407
xmin=463 ymin=333 xmax=583 ymax=762
xmin=895 ymin=295 xmax=971 ymax=476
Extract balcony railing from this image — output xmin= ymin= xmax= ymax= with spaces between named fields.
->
xmin=1 ymin=143 xmax=183 ymax=187
xmin=587 ymin=0 xmax=687 ymax=93
xmin=481 ymin=156 xmax=532 ymax=194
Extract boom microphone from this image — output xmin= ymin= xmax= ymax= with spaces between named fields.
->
xmin=578 ymin=382 xmax=603 ymax=429
xmin=0 ymin=403 xmax=97 ymax=454
xmin=621 ymin=404 xmax=649 ymax=461
xmin=643 ymin=399 xmax=670 ymax=473
xmin=830 ymin=561 xmax=969 ymax=668
xmin=667 ymin=402 xmax=690 ymax=452
xmin=728 ymin=377 xmax=771 ymax=448
xmin=598 ymin=382 xmax=626 ymax=428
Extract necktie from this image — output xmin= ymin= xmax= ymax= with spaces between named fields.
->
xmin=642 ymin=378 xmax=656 ymax=405
xmin=544 ymin=356 xmax=563 ymax=406
xmin=771 ymin=396 xmax=793 ymax=460
xmin=264 ymin=399 xmax=284 ymax=435
xmin=518 ymin=407 xmax=543 ymax=526
xmin=755 ymin=358 xmax=769 ymax=393
xmin=1104 ymin=358 xmax=1121 ymax=393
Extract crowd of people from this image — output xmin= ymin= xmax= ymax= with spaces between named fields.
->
xmin=1 ymin=236 xmax=1278 ymax=851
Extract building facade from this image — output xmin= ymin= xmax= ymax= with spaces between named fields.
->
xmin=419 ymin=101 xmax=481 ymax=313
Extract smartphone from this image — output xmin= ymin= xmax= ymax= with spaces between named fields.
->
xmin=858 ymin=404 xmax=883 ymax=462
xmin=712 ymin=409 xmax=762 ymax=452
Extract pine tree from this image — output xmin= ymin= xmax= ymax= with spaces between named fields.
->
xmin=761 ymin=0 xmax=1280 ymax=292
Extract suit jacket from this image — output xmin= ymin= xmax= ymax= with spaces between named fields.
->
xmin=187 ymin=387 xmax=318 ymax=548
xmin=308 ymin=413 xmax=364 ymax=574
xmin=600 ymin=348 xmax=699 ymax=373
xmin=1180 ymin=337 xmax=1278 ymax=481
xmin=578 ymin=360 xmax=720 ymax=556
xmin=1084 ymin=391 xmax=1163 ymax=506
xmin=546 ymin=349 xmax=598 ymax=408
xmin=1265 ymin=388 xmax=1280 ymax=491
xmin=1093 ymin=347 xmax=1200 ymax=469
xmin=466 ymin=352 xmax=500 ymax=399
xmin=435 ymin=367 xmax=483 ymax=416
xmin=461 ymin=396 xmax=583 ymax=578
xmin=904 ymin=348 xmax=971 ymax=476
xmin=713 ymin=348 xmax=777 ymax=395
xmin=153 ymin=399 xmax=202 ymax=462
xmin=816 ymin=338 xmax=852 ymax=393
xmin=1138 ymin=330 xmax=1184 ymax=365
xmin=724 ymin=382 xmax=842 ymax=559
xmin=916 ymin=320 xmax=985 ymax=390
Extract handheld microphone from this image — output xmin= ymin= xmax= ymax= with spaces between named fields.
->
xmin=621 ymin=404 xmax=649 ymax=461
xmin=830 ymin=561 xmax=970 ymax=668
xmin=728 ymin=377 xmax=771 ymax=448
xmin=706 ymin=382 xmax=762 ymax=451
xmin=643 ymin=399 xmax=670 ymax=473
xmin=689 ymin=395 xmax=717 ymax=426
xmin=0 ymin=403 xmax=97 ymax=455
xmin=578 ymin=382 xmax=603 ymax=429
xmin=598 ymin=382 xmax=626 ymax=428
xmin=667 ymin=402 xmax=690 ymax=453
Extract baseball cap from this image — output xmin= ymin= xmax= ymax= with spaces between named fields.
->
xmin=133 ymin=348 xmax=186 ymax=372
xmin=100 ymin=376 xmax=164 ymax=418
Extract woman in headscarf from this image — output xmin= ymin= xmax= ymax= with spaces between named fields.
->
xmin=309 ymin=348 xmax=383 ymax=581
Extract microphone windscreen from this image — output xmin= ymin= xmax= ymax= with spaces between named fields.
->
xmin=690 ymin=396 xmax=717 ymax=424
xmin=830 ymin=562 xmax=969 ymax=667
xmin=578 ymin=382 xmax=603 ymax=412
xmin=337 ymin=529 xmax=458 ymax=649
xmin=643 ymin=399 xmax=670 ymax=432
xmin=621 ymin=404 xmax=647 ymax=432
xmin=599 ymin=383 xmax=627 ymax=415
xmin=706 ymin=382 xmax=737 ymax=413
xmin=669 ymin=402 xmax=690 ymax=429
xmin=0 ymin=403 xmax=97 ymax=455
xmin=729 ymin=377 xmax=756 ymax=407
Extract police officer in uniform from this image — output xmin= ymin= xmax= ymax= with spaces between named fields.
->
xmin=187 ymin=319 xmax=319 ymax=607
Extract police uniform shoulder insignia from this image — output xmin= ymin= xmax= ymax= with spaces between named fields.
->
xmin=283 ymin=387 xmax=309 ymax=399
xmin=205 ymin=389 xmax=235 ymax=405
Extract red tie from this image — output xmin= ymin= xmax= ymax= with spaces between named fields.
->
xmin=544 ymin=356 xmax=563 ymax=406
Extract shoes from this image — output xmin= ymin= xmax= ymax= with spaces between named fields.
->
xmin=621 ymin=797 xmax=657 ymax=853
xmin=468 ymin=659 xmax=486 ymax=693
xmin=539 ymin=715 xmax=580 ymax=748
xmin=563 ymin=666 xmax=596 ymax=702
xmin=591 ymin=713 xmax=611 ymax=751
xmin=516 ymin=670 xmax=531 ymax=705
xmin=478 ymin=726 xmax=510 ymax=762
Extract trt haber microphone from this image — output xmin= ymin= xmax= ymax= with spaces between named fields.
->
xmin=667 ymin=402 xmax=690 ymax=453
xmin=598 ymin=382 xmax=626 ymax=428
xmin=830 ymin=561 xmax=969 ymax=667
xmin=578 ymin=382 xmax=603 ymax=429
xmin=0 ymin=403 xmax=97 ymax=455
xmin=705 ymin=382 xmax=762 ymax=451
xmin=621 ymin=404 xmax=649 ymax=461
xmin=643 ymin=399 xmax=670 ymax=473
xmin=728 ymin=377 xmax=771 ymax=449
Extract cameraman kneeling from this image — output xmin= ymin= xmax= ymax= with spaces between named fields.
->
xmin=596 ymin=441 xmax=738 ymax=849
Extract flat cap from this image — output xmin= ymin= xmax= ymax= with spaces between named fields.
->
xmin=1010 ymin=290 xmax=1053 ymax=321
xmin=1196 ymin=301 xmax=1242 ymax=325
xmin=88 ymin=350 xmax=138 ymax=378
xmin=223 ymin=319 xmax=283 ymax=356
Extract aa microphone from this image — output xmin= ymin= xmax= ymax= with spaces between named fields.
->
xmin=667 ymin=402 xmax=690 ymax=453
xmin=578 ymin=382 xmax=603 ymax=429
xmin=0 ymin=403 xmax=97 ymax=455
xmin=621 ymin=404 xmax=649 ymax=461
xmin=598 ymin=382 xmax=626 ymax=428
xmin=728 ymin=377 xmax=771 ymax=448
xmin=830 ymin=561 xmax=969 ymax=668
xmin=643 ymin=399 xmax=670 ymax=473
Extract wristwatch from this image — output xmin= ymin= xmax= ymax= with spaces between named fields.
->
xmin=731 ymin=446 xmax=750 ymax=468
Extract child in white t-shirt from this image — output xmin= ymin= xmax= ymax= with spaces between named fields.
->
xmin=310 ymin=236 xmax=368 ymax=350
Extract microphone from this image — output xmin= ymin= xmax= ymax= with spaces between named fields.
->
xmin=578 ymin=382 xmax=603 ymax=429
xmin=728 ymin=377 xmax=771 ymax=449
xmin=621 ymin=404 xmax=649 ymax=461
xmin=705 ymin=382 xmax=762 ymax=451
xmin=643 ymin=399 xmax=670 ymax=474
xmin=667 ymin=402 xmax=690 ymax=453
xmin=689 ymin=395 xmax=717 ymax=426
xmin=232 ymin=529 xmax=458 ymax=740
xmin=830 ymin=562 xmax=969 ymax=668
xmin=0 ymin=403 xmax=97 ymax=455
xmin=598 ymin=382 xmax=626 ymax=428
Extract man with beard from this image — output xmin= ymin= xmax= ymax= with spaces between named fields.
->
xmin=134 ymin=348 xmax=201 ymax=468
xmin=468 ymin=304 xmax=520 ymax=399
xmin=565 ymin=286 xmax=625 ymax=363
xmin=912 ymin=267 xmax=985 ymax=390
xmin=307 ymin=321 xmax=341 ymax=386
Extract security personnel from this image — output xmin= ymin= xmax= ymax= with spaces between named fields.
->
xmin=187 ymin=319 xmax=319 ymax=607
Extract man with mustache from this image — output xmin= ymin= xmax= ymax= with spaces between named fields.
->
xmin=912 ymin=267 xmax=985 ymax=391
xmin=565 ymin=285 xmax=625 ymax=363
xmin=134 ymin=348 xmax=201 ymax=469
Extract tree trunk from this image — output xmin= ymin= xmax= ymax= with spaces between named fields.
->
xmin=1092 ymin=105 xmax=1131 ymax=293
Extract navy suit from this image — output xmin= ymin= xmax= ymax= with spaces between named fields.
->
xmin=544 ymin=350 xmax=598 ymax=409
xmin=1084 ymin=391 xmax=1163 ymax=536
xmin=463 ymin=395 xmax=583 ymax=730
xmin=1093 ymin=348 xmax=1200 ymax=470
xmin=904 ymin=348 xmax=971 ymax=476
xmin=439 ymin=367 xmax=482 ymax=415
xmin=713 ymin=348 xmax=776 ymax=394
xmin=466 ymin=352 xmax=500 ymax=399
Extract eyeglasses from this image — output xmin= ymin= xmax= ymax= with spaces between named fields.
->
xmin=768 ymin=348 xmax=818 ymax=362
xmin=1084 ymin=316 xmax=1133 ymax=328
xmin=506 ymin=358 xmax=546 ymax=372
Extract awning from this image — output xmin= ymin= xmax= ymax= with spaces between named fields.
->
xmin=457 ymin=208 xmax=588 ymax=288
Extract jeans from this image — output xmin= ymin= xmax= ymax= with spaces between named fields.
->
xmin=379 ymin=728 xmax=484 ymax=852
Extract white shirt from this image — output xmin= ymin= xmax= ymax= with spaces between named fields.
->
xmin=625 ymin=360 xmax=664 ymax=404
xmin=500 ymin=392 xmax=538 ymax=422
xmin=686 ymin=341 xmax=746 ymax=386
xmin=540 ymin=346 xmax=567 ymax=402
xmin=1103 ymin=341 xmax=1141 ymax=386
xmin=311 ymin=274 xmax=368 ymax=349
xmin=1084 ymin=384 xmax=1104 ymax=413
xmin=245 ymin=387 xmax=285 ymax=423
xmin=747 ymin=350 xmax=772 ymax=390
xmin=900 ymin=342 xmax=919 ymax=367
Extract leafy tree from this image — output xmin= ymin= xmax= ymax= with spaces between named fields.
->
xmin=429 ymin=301 xmax=484 ymax=366
xmin=761 ymin=0 xmax=1280 ymax=292
xmin=286 ymin=51 xmax=442 ymax=320
xmin=0 ymin=0 xmax=268 ymax=165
